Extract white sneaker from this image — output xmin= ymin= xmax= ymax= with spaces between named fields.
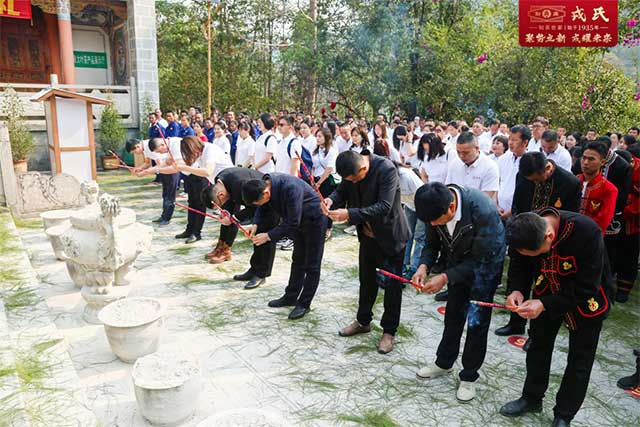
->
xmin=456 ymin=380 xmax=476 ymax=402
xmin=416 ymin=365 xmax=452 ymax=380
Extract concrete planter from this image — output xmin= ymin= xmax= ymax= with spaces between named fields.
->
xmin=40 ymin=209 xmax=71 ymax=230
xmin=44 ymin=221 xmax=71 ymax=261
xmin=98 ymin=297 xmax=164 ymax=363
xmin=132 ymin=351 xmax=202 ymax=426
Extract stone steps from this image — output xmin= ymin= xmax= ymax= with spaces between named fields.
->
xmin=0 ymin=213 xmax=97 ymax=427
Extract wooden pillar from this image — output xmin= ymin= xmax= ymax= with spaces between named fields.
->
xmin=44 ymin=13 xmax=62 ymax=79
xmin=56 ymin=0 xmax=76 ymax=84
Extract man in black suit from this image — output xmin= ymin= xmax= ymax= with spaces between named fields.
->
xmin=242 ymin=173 xmax=327 ymax=320
xmin=326 ymin=150 xmax=410 ymax=354
xmin=201 ymin=167 xmax=277 ymax=289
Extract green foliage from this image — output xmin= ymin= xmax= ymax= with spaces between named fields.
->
xmin=139 ymin=94 xmax=154 ymax=139
xmin=98 ymin=101 xmax=126 ymax=156
xmin=338 ymin=409 xmax=399 ymax=427
xmin=1 ymin=88 xmax=34 ymax=162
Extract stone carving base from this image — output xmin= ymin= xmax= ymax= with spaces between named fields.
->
xmin=81 ymin=285 xmax=130 ymax=324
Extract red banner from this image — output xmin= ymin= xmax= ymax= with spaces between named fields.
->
xmin=519 ymin=0 xmax=618 ymax=47
xmin=1 ymin=0 xmax=31 ymax=20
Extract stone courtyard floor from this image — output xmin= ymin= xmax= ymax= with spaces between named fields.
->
xmin=3 ymin=169 xmax=640 ymax=426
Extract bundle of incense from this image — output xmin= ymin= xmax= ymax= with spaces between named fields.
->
xmin=155 ymin=124 xmax=177 ymax=164
xmin=469 ymin=300 xmax=516 ymax=310
xmin=295 ymin=152 xmax=327 ymax=206
xmin=110 ymin=150 xmax=134 ymax=171
xmin=175 ymin=202 xmax=252 ymax=239
xmin=210 ymin=201 xmax=252 ymax=238
xmin=376 ymin=268 xmax=423 ymax=291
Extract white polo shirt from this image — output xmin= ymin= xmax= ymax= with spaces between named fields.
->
xmin=301 ymin=135 xmax=317 ymax=153
xmin=275 ymin=134 xmax=302 ymax=175
xmin=312 ymin=146 xmax=338 ymax=177
xmin=398 ymin=167 xmax=424 ymax=210
xmin=212 ymin=136 xmax=231 ymax=155
xmin=445 ymin=151 xmax=499 ymax=192
xmin=421 ymin=153 xmax=449 ymax=184
xmin=235 ymin=136 xmax=255 ymax=166
xmin=254 ymin=132 xmax=278 ymax=173
xmin=527 ymin=137 xmax=541 ymax=152
xmin=335 ymin=136 xmax=352 ymax=153
xmin=543 ymin=144 xmax=572 ymax=172
xmin=199 ymin=143 xmax=233 ymax=183
xmin=497 ymin=151 xmax=522 ymax=211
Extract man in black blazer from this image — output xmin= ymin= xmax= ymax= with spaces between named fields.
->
xmin=326 ymin=150 xmax=410 ymax=354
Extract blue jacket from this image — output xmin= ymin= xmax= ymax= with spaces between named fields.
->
xmin=149 ymin=123 xmax=165 ymax=139
xmin=204 ymin=127 xmax=215 ymax=142
xmin=254 ymin=173 xmax=324 ymax=242
xmin=165 ymin=121 xmax=180 ymax=138
xmin=178 ymin=125 xmax=195 ymax=137
xmin=419 ymin=184 xmax=505 ymax=285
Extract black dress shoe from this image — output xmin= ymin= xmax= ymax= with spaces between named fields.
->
xmin=244 ymin=276 xmax=265 ymax=290
xmin=185 ymin=235 xmax=201 ymax=244
xmin=234 ymin=270 xmax=254 ymax=281
xmin=552 ymin=417 xmax=570 ymax=427
xmin=152 ymin=217 xmax=162 ymax=223
xmin=499 ymin=397 xmax=543 ymax=417
xmin=288 ymin=305 xmax=310 ymax=320
xmin=268 ymin=296 xmax=296 ymax=308
xmin=523 ymin=337 xmax=532 ymax=352
xmin=434 ymin=290 xmax=448 ymax=302
xmin=175 ymin=231 xmax=191 ymax=239
xmin=495 ymin=323 xmax=526 ymax=336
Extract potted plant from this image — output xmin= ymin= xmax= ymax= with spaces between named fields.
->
xmin=1 ymin=87 xmax=34 ymax=173
xmin=98 ymin=101 xmax=126 ymax=170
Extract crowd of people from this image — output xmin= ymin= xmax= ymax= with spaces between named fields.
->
xmin=122 ymin=106 xmax=639 ymax=427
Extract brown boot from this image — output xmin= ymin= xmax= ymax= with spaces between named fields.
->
xmin=377 ymin=333 xmax=394 ymax=354
xmin=208 ymin=242 xmax=232 ymax=264
xmin=205 ymin=240 xmax=222 ymax=260
xmin=338 ymin=320 xmax=371 ymax=337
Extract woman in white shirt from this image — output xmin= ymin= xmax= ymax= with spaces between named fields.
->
xmin=313 ymin=127 xmax=339 ymax=240
xmin=350 ymin=127 xmax=370 ymax=153
xmin=489 ymin=134 xmax=508 ymax=161
xmin=418 ymin=133 xmax=448 ymax=184
xmin=253 ymin=113 xmax=278 ymax=173
xmin=211 ymin=122 xmax=231 ymax=155
xmin=299 ymin=121 xmax=317 ymax=153
xmin=234 ymin=122 xmax=255 ymax=167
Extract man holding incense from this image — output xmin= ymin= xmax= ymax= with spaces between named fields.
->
xmin=201 ymin=167 xmax=277 ymax=290
xmin=499 ymin=208 xmax=610 ymax=427
xmin=242 ymin=173 xmax=327 ymax=320
xmin=412 ymin=182 xmax=505 ymax=402
xmin=326 ymin=150 xmax=410 ymax=354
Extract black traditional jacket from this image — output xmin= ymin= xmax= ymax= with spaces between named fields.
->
xmin=507 ymin=208 xmax=611 ymax=328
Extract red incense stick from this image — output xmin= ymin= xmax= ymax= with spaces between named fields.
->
xmin=110 ymin=150 xmax=134 ymax=171
xmin=376 ymin=268 xmax=423 ymax=291
xmin=210 ymin=200 xmax=252 ymax=238
xmin=295 ymin=152 xmax=327 ymax=206
xmin=175 ymin=202 xmax=251 ymax=239
xmin=469 ymin=300 xmax=516 ymax=310
xmin=156 ymin=124 xmax=178 ymax=164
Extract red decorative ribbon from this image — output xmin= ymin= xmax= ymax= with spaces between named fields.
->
xmin=469 ymin=300 xmax=516 ymax=310
xmin=376 ymin=268 xmax=423 ymax=292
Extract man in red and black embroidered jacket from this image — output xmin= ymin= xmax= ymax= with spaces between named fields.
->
xmin=499 ymin=208 xmax=610 ymax=427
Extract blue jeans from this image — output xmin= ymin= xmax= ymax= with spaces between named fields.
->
xmin=403 ymin=206 xmax=425 ymax=271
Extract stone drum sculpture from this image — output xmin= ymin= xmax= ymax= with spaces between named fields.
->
xmin=59 ymin=193 xmax=152 ymax=323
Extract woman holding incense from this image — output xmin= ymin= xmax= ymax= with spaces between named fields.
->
xmin=312 ymin=127 xmax=338 ymax=240
xmin=412 ymin=182 xmax=505 ymax=403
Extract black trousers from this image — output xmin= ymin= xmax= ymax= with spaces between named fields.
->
xmin=435 ymin=257 xmax=502 ymax=382
xmin=522 ymin=312 xmax=604 ymax=421
xmin=184 ymin=174 xmax=209 ymax=237
xmin=283 ymin=217 xmax=328 ymax=308
xmin=357 ymin=236 xmax=405 ymax=335
xmin=219 ymin=200 xmax=247 ymax=246
xmin=160 ymin=173 xmax=179 ymax=221
xmin=249 ymin=209 xmax=278 ymax=279
xmin=615 ymin=231 xmax=639 ymax=294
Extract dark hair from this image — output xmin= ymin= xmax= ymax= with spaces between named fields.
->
xmin=418 ymin=133 xmax=445 ymax=161
xmin=373 ymin=120 xmax=387 ymax=140
xmin=216 ymin=121 xmax=227 ymax=131
xmin=519 ymin=151 xmax=547 ymax=177
xmin=259 ymin=113 xmax=275 ymax=130
xmin=166 ymin=110 xmax=174 ymax=115
xmin=180 ymin=135 xmax=205 ymax=165
xmin=488 ymin=118 xmax=500 ymax=126
xmin=238 ymin=122 xmax=251 ymax=132
xmin=414 ymin=183 xmax=453 ymax=223
xmin=201 ymin=185 xmax=219 ymax=209
xmin=325 ymin=120 xmax=337 ymax=138
xmin=623 ymin=134 xmax=637 ymax=146
xmin=335 ymin=151 xmax=365 ymax=177
xmin=148 ymin=138 xmax=163 ymax=152
xmin=125 ymin=138 xmax=141 ymax=153
xmin=541 ymin=129 xmax=558 ymax=143
xmin=569 ymin=131 xmax=582 ymax=142
xmin=281 ymin=115 xmax=295 ymax=126
xmin=457 ymin=131 xmax=476 ymax=146
xmin=148 ymin=112 xmax=156 ymax=118
xmin=532 ymin=116 xmax=549 ymax=127
xmin=314 ymin=127 xmax=333 ymax=156
xmin=596 ymin=135 xmax=611 ymax=149
xmin=350 ymin=127 xmax=369 ymax=149
xmin=447 ymin=121 xmax=459 ymax=129
xmin=629 ymin=126 xmax=640 ymax=134
xmin=392 ymin=125 xmax=407 ymax=150
xmin=616 ymin=149 xmax=632 ymax=164
xmin=583 ymin=141 xmax=608 ymax=159
xmin=627 ymin=144 xmax=640 ymax=158
xmin=241 ymin=179 xmax=267 ymax=205
xmin=373 ymin=139 xmax=390 ymax=157
xmin=493 ymin=135 xmax=509 ymax=153
xmin=511 ymin=124 xmax=532 ymax=142
xmin=506 ymin=212 xmax=547 ymax=251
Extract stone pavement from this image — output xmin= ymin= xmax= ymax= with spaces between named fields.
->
xmin=7 ymin=170 xmax=640 ymax=426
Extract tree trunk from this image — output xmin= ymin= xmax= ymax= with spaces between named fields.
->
xmin=309 ymin=0 xmax=318 ymax=114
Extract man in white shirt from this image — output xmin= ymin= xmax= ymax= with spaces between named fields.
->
xmin=497 ymin=125 xmax=530 ymax=219
xmin=444 ymin=121 xmax=460 ymax=153
xmin=527 ymin=116 xmax=548 ymax=152
xmin=479 ymin=119 xmax=502 ymax=155
xmin=254 ymin=113 xmax=278 ymax=174
xmin=335 ymin=124 xmax=353 ymax=153
xmin=154 ymin=108 xmax=168 ymax=128
xmin=540 ymin=129 xmax=572 ymax=172
xmin=445 ymin=132 xmax=500 ymax=200
xmin=275 ymin=115 xmax=302 ymax=176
